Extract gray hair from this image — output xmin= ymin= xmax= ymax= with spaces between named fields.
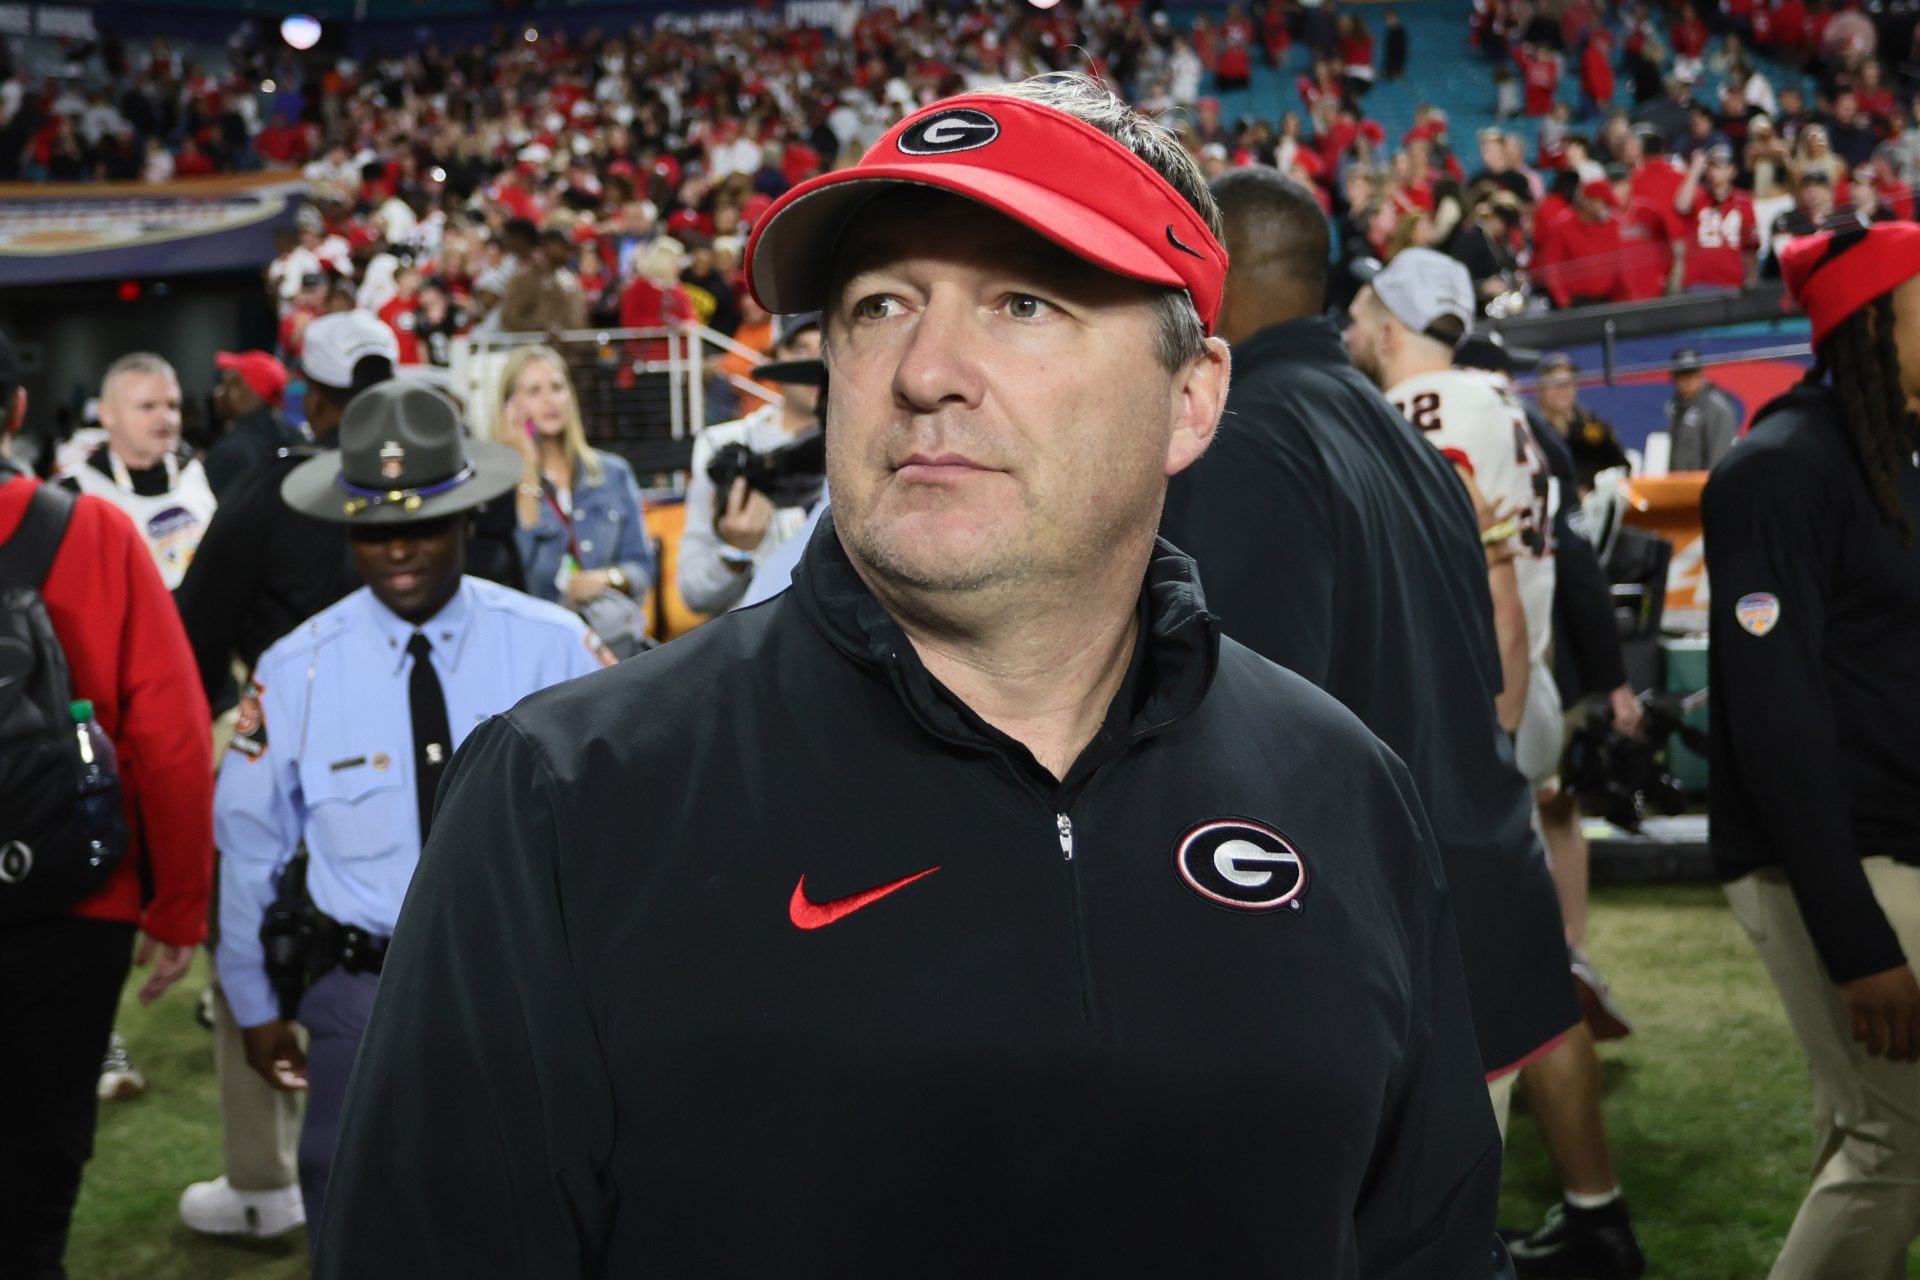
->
xmin=979 ymin=74 xmax=1215 ymax=371
xmin=101 ymin=352 xmax=179 ymax=397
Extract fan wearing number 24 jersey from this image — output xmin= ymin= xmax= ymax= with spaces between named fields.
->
xmin=1387 ymin=368 xmax=1558 ymax=669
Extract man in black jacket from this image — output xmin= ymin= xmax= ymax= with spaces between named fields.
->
xmin=1163 ymin=171 xmax=1642 ymax=1280
xmin=1707 ymin=223 xmax=1920 ymax=1278
xmin=318 ymin=76 xmax=1513 ymax=1278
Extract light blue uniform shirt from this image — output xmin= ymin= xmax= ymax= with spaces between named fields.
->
xmin=215 ymin=576 xmax=608 ymax=1028
xmin=735 ymin=493 xmax=827 ymax=611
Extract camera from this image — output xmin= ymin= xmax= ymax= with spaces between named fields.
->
xmin=706 ymin=430 xmax=826 ymax=512
xmin=1563 ymin=692 xmax=1708 ymax=832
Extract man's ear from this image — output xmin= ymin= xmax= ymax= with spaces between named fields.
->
xmin=1165 ymin=335 xmax=1232 ymax=477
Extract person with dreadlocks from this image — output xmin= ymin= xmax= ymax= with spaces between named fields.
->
xmin=1703 ymin=221 xmax=1920 ymax=1279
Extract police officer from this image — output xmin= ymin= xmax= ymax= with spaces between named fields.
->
xmin=319 ymin=75 xmax=1511 ymax=1277
xmin=213 ymin=380 xmax=608 ymax=1252
xmin=1706 ymin=223 xmax=1920 ymax=1278
xmin=1666 ymin=348 xmax=1740 ymax=472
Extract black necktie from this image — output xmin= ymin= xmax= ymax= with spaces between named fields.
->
xmin=407 ymin=633 xmax=451 ymax=844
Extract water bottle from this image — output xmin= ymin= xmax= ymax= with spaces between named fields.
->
xmin=71 ymin=700 xmax=127 ymax=871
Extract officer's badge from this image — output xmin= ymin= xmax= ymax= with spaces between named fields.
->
xmin=380 ymin=440 xmax=406 ymax=481
xmin=1735 ymin=592 xmax=1781 ymax=637
xmin=371 ymin=752 xmax=391 ymax=772
xmin=229 ymin=682 xmax=268 ymax=761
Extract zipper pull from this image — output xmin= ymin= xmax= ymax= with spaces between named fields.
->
xmin=1056 ymin=813 xmax=1074 ymax=861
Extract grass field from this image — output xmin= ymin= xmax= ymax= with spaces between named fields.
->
xmin=61 ymin=884 xmax=1919 ymax=1278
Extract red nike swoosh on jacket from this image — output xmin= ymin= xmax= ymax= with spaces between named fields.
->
xmin=789 ymin=866 xmax=941 ymax=930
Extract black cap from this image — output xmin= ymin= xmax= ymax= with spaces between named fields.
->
xmin=1706 ymin=143 xmax=1735 ymax=166
xmin=1670 ymin=347 xmax=1705 ymax=375
xmin=1538 ymin=351 xmax=1578 ymax=375
xmin=774 ymin=311 xmax=821 ymax=348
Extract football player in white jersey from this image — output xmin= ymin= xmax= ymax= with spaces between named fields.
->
xmin=1346 ymin=249 xmax=1647 ymax=1280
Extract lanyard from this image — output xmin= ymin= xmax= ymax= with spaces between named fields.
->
xmin=541 ymin=481 xmax=583 ymax=564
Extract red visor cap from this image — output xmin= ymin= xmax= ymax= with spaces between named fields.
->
xmin=1781 ymin=222 xmax=1920 ymax=349
xmin=745 ymin=94 xmax=1228 ymax=334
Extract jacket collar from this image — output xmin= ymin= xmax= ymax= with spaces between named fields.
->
xmin=367 ymin=575 xmax=477 ymax=677
xmin=790 ymin=509 xmax=1220 ymax=769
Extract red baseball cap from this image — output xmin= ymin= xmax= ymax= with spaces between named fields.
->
xmin=745 ymin=92 xmax=1228 ymax=333
xmin=1780 ymin=222 xmax=1920 ymax=348
xmin=1579 ymin=178 xmax=1615 ymax=204
xmin=215 ymin=350 xmax=288 ymax=405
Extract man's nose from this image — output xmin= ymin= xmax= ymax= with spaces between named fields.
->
xmin=891 ymin=294 xmax=986 ymax=414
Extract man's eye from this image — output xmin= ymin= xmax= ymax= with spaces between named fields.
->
xmin=853 ymin=295 xmax=896 ymax=321
xmin=1006 ymin=294 xmax=1050 ymax=320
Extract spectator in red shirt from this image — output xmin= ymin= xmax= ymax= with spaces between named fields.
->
xmin=1612 ymin=164 xmax=1679 ymax=298
xmin=618 ymin=236 xmax=697 ymax=368
xmin=173 ymin=136 xmax=216 ymax=178
xmin=1673 ymin=143 xmax=1759 ymax=289
xmin=1866 ymin=151 xmax=1915 ymax=221
xmin=1774 ymin=0 xmax=1809 ymax=58
xmin=1536 ymin=175 xmax=1627 ymax=305
xmin=377 ymin=265 xmax=424 ymax=364
xmin=0 ymin=328 xmax=213 ymax=1277
xmin=1671 ymin=5 xmax=1710 ymax=58
xmin=1515 ymin=42 xmax=1563 ymax=117
xmin=1581 ymin=30 xmax=1616 ymax=118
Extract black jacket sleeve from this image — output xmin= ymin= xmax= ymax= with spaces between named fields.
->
xmin=175 ymin=475 xmax=271 ymax=702
xmin=1357 ymin=756 xmax=1516 ymax=1280
xmin=315 ymin=716 xmax=617 ymax=1277
xmin=1162 ymin=398 xmax=1338 ymax=686
xmin=1532 ymin=415 xmax=1627 ymax=701
xmin=1702 ymin=445 xmax=1904 ymax=982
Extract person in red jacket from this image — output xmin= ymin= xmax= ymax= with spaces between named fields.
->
xmin=1613 ymin=166 xmax=1680 ymax=299
xmin=1581 ymin=30 xmax=1616 ymax=117
xmin=1538 ymin=179 xmax=1626 ymax=305
xmin=1516 ymin=42 xmax=1564 ymax=116
xmin=1671 ymin=4 xmax=1710 ymax=57
xmin=0 ymin=328 xmax=214 ymax=1276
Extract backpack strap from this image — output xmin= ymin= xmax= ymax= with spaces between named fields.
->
xmin=0 ymin=482 xmax=77 ymax=591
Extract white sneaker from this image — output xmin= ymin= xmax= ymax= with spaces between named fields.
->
xmin=97 ymin=1031 xmax=146 ymax=1101
xmin=178 ymin=1177 xmax=306 ymax=1238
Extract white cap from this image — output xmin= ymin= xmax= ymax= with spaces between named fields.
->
xmin=1362 ymin=248 xmax=1476 ymax=344
xmin=302 ymin=310 xmax=400 ymax=390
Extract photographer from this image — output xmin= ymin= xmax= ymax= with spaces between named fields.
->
xmin=679 ymin=312 xmax=823 ymax=615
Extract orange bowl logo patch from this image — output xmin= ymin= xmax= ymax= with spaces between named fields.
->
xmin=1735 ymin=592 xmax=1781 ymax=637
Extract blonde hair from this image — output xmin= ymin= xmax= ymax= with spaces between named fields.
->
xmin=496 ymin=346 xmax=603 ymax=486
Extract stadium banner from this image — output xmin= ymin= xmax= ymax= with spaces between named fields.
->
xmin=0 ymin=172 xmax=304 ymax=286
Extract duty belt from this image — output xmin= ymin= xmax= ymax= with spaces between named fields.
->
xmin=311 ymin=907 xmax=391 ymax=977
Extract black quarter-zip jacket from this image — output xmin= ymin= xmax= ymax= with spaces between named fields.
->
xmin=318 ymin=516 xmax=1511 ymax=1279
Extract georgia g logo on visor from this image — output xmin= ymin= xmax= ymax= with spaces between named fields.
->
xmin=897 ymin=107 xmax=1002 ymax=156
xmin=1175 ymin=818 xmax=1308 ymax=914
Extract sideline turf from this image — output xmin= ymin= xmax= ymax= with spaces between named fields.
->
xmin=62 ymin=886 xmax=1918 ymax=1278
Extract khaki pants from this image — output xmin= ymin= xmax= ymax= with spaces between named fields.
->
xmin=210 ymin=962 xmax=304 ymax=1192
xmin=1726 ymin=860 xmax=1920 ymax=1280
xmin=1488 ymin=1070 xmax=1517 ymax=1146
xmin=209 ymin=695 xmax=303 ymax=1193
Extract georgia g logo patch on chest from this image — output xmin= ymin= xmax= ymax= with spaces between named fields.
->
xmin=1175 ymin=818 xmax=1308 ymax=914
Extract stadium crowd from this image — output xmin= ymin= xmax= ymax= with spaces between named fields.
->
xmin=5 ymin=0 xmax=1920 ymax=330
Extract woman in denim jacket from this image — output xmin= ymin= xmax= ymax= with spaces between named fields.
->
xmin=498 ymin=347 xmax=656 ymax=636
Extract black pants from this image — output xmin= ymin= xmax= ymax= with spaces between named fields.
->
xmin=0 ymin=916 xmax=135 ymax=1280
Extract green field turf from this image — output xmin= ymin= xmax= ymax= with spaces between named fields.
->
xmin=60 ymin=884 xmax=1920 ymax=1278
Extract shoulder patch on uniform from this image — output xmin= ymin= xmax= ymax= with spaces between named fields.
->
xmin=1735 ymin=592 xmax=1781 ymax=637
xmin=229 ymin=680 xmax=268 ymax=761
